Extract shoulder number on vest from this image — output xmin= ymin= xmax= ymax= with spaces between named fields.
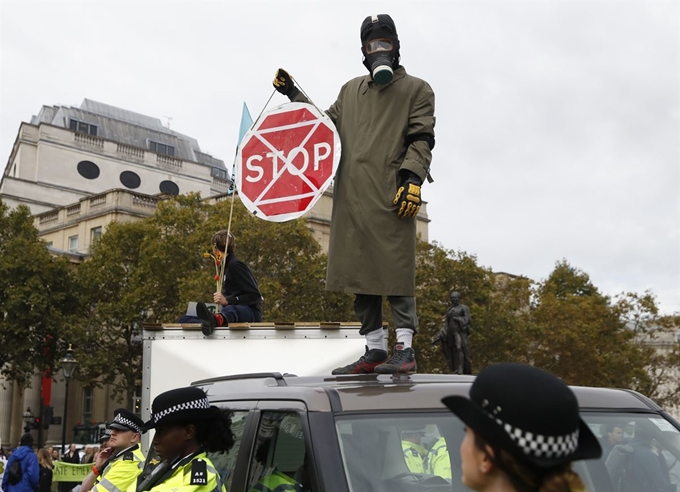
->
xmin=190 ymin=459 xmax=208 ymax=485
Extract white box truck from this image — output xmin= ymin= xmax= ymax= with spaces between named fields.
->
xmin=141 ymin=322 xmax=365 ymax=447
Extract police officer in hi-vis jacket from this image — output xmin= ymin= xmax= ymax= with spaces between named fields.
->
xmin=81 ymin=409 xmax=145 ymax=492
xmin=135 ymin=387 xmax=234 ymax=492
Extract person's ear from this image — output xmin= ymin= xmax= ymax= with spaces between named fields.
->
xmin=479 ymin=445 xmax=495 ymax=474
xmin=183 ymin=425 xmax=197 ymax=442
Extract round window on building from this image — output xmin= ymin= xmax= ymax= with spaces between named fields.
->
xmin=159 ymin=180 xmax=180 ymax=195
xmin=120 ymin=171 xmax=141 ymax=189
xmin=77 ymin=161 xmax=100 ymax=179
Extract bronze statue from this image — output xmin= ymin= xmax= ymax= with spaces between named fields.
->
xmin=433 ymin=291 xmax=471 ymax=374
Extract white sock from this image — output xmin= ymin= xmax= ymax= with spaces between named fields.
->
xmin=366 ymin=329 xmax=387 ymax=351
xmin=396 ymin=328 xmax=414 ymax=348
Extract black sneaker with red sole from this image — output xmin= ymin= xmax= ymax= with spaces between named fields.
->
xmin=375 ymin=343 xmax=417 ymax=374
xmin=331 ymin=346 xmax=388 ymax=375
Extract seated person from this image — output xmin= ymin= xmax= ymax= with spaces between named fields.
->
xmin=401 ymin=429 xmax=428 ymax=474
xmin=427 ymin=435 xmax=451 ymax=480
xmin=624 ymin=429 xmax=673 ymax=492
xmin=600 ymin=423 xmax=626 ymax=459
xmin=249 ymin=439 xmax=304 ymax=492
xmin=179 ymin=230 xmax=263 ymax=334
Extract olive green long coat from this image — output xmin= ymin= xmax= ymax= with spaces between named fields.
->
xmin=295 ymin=67 xmax=435 ymax=296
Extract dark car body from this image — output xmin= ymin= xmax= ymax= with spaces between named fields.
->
xmin=185 ymin=372 xmax=680 ymax=492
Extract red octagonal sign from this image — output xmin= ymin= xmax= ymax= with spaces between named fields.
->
xmin=236 ymin=102 xmax=341 ymax=222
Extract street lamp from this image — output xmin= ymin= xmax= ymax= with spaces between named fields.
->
xmin=60 ymin=345 xmax=78 ymax=455
xmin=23 ymin=407 xmax=34 ymax=434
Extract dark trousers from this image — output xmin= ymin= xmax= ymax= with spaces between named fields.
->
xmin=219 ymin=304 xmax=261 ymax=323
xmin=354 ymin=294 xmax=418 ymax=335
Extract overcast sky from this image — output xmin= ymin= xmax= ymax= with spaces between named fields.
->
xmin=1 ymin=0 xmax=678 ymax=314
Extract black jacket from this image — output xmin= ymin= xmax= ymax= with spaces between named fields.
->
xmin=38 ymin=466 xmax=52 ymax=492
xmin=221 ymin=254 xmax=263 ymax=317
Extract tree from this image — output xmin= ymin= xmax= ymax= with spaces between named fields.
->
xmin=614 ymin=291 xmax=680 ymax=409
xmin=0 ymin=200 xmax=79 ymax=388
xmin=530 ymin=261 xmax=651 ymax=389
xmin=73 ymin=220 xmax=153 ymax=404
xmin=412 ymin=240 xmax=535 ymax=374
xmin=71 ymin=194 xmax=354 ymax=404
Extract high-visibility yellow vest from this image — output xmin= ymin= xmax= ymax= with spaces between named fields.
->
xmin=93 ymin=445 xmax=145 ymax=492
xmin=145 ymin=453 xmax=224 ymax=492
xmin=250 ymin=469 xmax=303 ymax=492
xmin=427 ymin=437 xmax=452 ymax=480
xmin=401 ymin=441 xmax=428 ymax=474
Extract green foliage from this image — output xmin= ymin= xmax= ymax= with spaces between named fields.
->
xmin=412 ymin=241 xmax=492 ymax=373
xmin=73 ymin=220 xmax=152 ymax=402
xmin=529 ymin=262 xmax=677 ymax=408
xmin=538 ymin=259 xmax=604 ymax=301
xmin=412 ymin=251 xmax=678 ymax=410
xmin=613 ymin=292 xmax=680 ymax=408
xmin=531 ymin=285 xmax=648 ymax=388
xmin=0 ymin=200 xmax=79 ymax=387
xmin=4 ymin=195 xmax=677 ymax=411
xmin=471 ymin=274 xmax=535 ymax=369
xmin=70 ymin=194 xmax=354 ymax=403
xmin=413 ymin=240 xmax=535 ymax=374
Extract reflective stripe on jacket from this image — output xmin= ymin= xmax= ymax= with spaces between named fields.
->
xmin=401 ymin=441 xmax=428 ymax=474
xmin=93 ymin=446 xmax=145 ymax=492
xmin=146 ymin=453 xmax=224 ymax=492
xmin=427 ymin=437 xmax=452 ymax=479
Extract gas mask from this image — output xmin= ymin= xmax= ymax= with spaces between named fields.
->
xmin=361 ymin=14 xmax=400 ymax=85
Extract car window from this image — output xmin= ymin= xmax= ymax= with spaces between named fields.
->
xmin=336 ymin=413 xmax=464 ymax=491
xmin=247 ymin=411 xmax=310 ymax=492
xmin=581 ymin=413 xmax=680 ymax=492
xmin=207 ymin=410 xmax=249 ymax=491
xmin=335 ymin=412 xmax=680 ymax=492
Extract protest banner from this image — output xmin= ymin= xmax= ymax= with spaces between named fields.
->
xmin=53 ymin=461 xmax=91 ymax=482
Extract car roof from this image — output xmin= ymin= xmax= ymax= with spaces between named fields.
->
xmin=194 ymin=372 xmax=661 ymax=414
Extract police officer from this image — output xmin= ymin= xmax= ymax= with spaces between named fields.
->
xmin=250 ymin=470 xmax=303 ymax=492
xmin=99 ymin=428 xmax=112 ymax=448
xmin=401 ymin=429 xmax=428 ymax=474
xmin=81 ymin=409 xmax=145 ymax=492
xmin=136 ymin=386 xmax=234 ymax=492
xmin=249 ymin=439 xmax=305 ymax=492
xmin=427 ymin=435 xmax=452 ymax=480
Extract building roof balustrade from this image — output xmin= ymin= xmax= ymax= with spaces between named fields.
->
xmin=74 ymin=132 xmax=104 ymax=149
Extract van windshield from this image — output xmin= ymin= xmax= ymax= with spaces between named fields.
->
xmin=335 ymin=412 xmax=680 ymax=492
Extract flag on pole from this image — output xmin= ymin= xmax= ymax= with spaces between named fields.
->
xmin=238 ymin=102 xmax=253 ymax=145
xmin=229 ymin=103 xmax=254 ymax=196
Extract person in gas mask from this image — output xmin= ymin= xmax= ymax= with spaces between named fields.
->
xmin=273 ymin=14 xmax=435 ymax=374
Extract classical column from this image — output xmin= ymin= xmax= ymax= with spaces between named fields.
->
xmin=0 ymin=376 xmax=14 ymax=448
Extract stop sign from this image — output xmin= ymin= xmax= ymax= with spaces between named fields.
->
xmin=236 ymin=102 xmax=341 ymax=222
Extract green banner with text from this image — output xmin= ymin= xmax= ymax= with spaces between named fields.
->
xmin=53 ymin=461 xmax=91 ymax=482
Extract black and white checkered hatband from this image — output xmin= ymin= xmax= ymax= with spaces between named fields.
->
xmin=484 ymin=409 xmax=580 ymax=460
xmin=152 ymin=397 xmax=211 ymax=424
xmin=110 ymin=412 xmax=142 ymax=433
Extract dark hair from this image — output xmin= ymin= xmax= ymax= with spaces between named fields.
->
xmin=193 ymin=409 xmax=235 ymax=454
xmin=211 ymin=230 xmax=235 ymax=255
xmin=474 ymin=433 xmax=585 ymax=492
xmin=604 ymin=424 xmax=623 ymax=435
xmin=20 ymin=433 xmax=34 ymax=447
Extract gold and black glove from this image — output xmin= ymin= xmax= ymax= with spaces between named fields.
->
xmin=393 ymin=172 xmax=422 ymax=218
xmin=273 ymin=68 xmax=299 ymax=99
